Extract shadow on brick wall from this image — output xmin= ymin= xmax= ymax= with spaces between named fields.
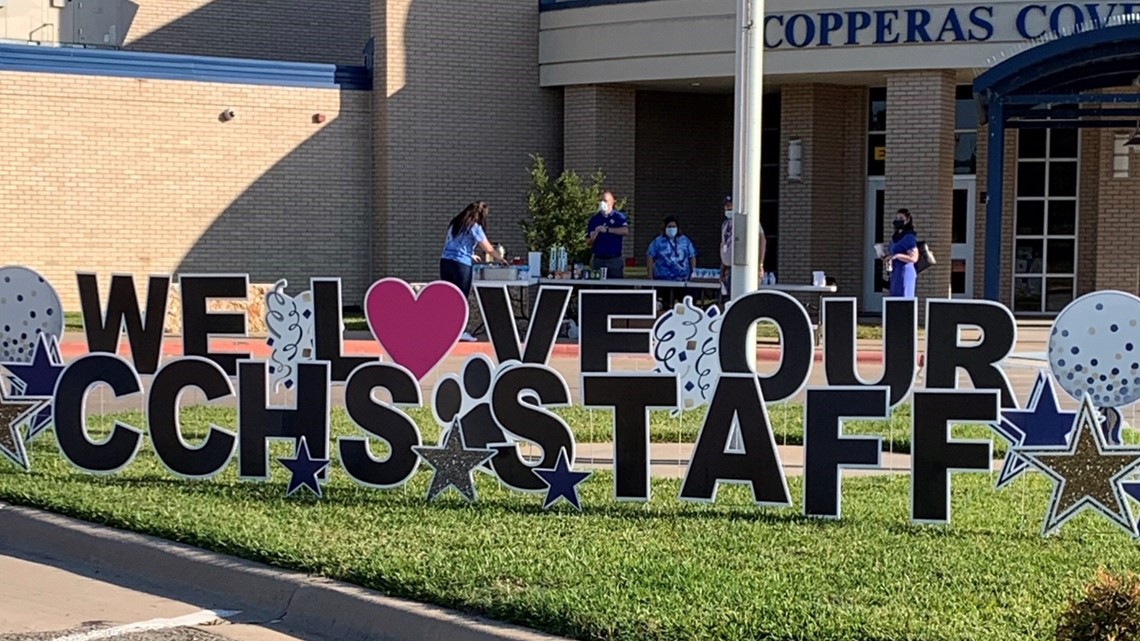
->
xmin=169 ymin=99 xmax=374 ymax=307
xmin=125 ymin=0 xmax=370 ymax=65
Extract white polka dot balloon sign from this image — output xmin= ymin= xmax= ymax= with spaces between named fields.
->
xmin=0 ymin=266 xmax=64 ymax=364
xmin=1048 ymin=290 xmax=1140 ymax=443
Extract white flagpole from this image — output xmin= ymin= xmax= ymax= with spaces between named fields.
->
xmin=730 ymin=0 xmax=764 ymax=356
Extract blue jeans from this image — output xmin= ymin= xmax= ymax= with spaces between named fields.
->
xmin=439 ymin=258 xmax=473 ymax=297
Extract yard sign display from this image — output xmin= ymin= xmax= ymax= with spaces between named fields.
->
xmin=2 ymin=265 xmax=1140 ymax=538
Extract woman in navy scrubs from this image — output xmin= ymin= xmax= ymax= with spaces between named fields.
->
xmin=888 ymin=208 xmax=919 ymax=299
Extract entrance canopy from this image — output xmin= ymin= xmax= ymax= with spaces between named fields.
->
xmin=973 ymin=19 xmax=1140 ymax=301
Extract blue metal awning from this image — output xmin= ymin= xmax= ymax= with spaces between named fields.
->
xmin=972 ymin=20 xmax=1140 ymax=303
xmin=976 ymin=21 xmax=1140 ymax=124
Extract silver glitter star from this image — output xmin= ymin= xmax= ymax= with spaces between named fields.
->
xmin=1017 ymin=395 xmax=1140 ymax=538
xmin=413 ymin=419 xmax=495 ymax=502
xmin=0 ymin=385 xmax=41 ymax=471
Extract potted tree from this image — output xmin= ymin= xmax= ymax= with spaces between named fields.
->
xmin=521 ymin=154 xmax=628 ymax=276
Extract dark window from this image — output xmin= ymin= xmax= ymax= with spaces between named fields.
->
xmin=1019 ymin=130 xmax=1048 ymax=159
xmin=1015 ymin=201 xmax=1046 ymax=236
xmin=1017 ymin=162 xmax=1047 ymax=197
xmin=952 ymin=188 xmax=968 ymax=244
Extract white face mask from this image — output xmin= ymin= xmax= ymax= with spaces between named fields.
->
xmin=599 ymin=201 xmax=611 ymax=214
xmin=724 ymin=209 xmax=733 ymax=219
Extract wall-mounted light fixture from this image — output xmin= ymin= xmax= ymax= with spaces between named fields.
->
xmin=219 ymin=109 xmax=236 ymax=123
xmin=313 ymin=113 xmax=327 ymax=124
xmin=787 ymin=139 xmax=803 ymax=182
xmin=1114 ymin=134 xmax=1132 ymax=178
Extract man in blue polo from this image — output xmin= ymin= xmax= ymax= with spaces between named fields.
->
xmin=586 ymin=191 xmax=629 ymax=278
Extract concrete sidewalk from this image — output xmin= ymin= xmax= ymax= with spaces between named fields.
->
xmin=0 ymin=504 xmax=570 ymax=641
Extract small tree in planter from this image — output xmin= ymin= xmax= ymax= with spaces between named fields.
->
xmin=521 ymin=154 xmax=628 ymax=270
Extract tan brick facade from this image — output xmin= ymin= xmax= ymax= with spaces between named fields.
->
xmin=885 ymin=72 xmax=956 ymax=319
xmin=1091 ymin=129 xmax=1140 ymax=293
xmin=778 ymin=84 xmax=866 ymax=297
xmin=0 ymin=71 xmax=372 ymax=308
xmin=565 ymin=85 xmax=636 ymax=259
xmin=371 ymin=0 xmax=563 ymax=281
xmin=633 ymin=91 xmax=732 ymax=266
xmin=123 ymin=0 xmax=371 ymax=66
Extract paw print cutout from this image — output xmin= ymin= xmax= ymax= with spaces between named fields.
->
xmin=431 ymin=354 xmax=506 ymax=450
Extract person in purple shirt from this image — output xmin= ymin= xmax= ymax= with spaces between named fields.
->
xmin=586 ymin=191 xmax=629 ymax=278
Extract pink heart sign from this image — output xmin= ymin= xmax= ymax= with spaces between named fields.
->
xmin=364 ymin=279 xmax=469 ymax=381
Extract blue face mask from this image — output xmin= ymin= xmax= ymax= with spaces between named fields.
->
xmin=665 ymin=227 xmax=678 ymax=239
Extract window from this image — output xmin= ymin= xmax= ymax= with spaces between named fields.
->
xmin=867 ymin=88 xmax=886 ymax=177
xmin=955 ymin=86 xmax=978 ymax=175
xmin=1013 ymin=128 xmax=1079 ymax=314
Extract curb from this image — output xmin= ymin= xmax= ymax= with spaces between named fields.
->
xmin=0 ymin=502 xmax=569 ymax=641
xmin=56 ymin=338 xmax=906 ymax=365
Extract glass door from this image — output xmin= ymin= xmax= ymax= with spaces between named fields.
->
xmin=863 ymin=177 xmax=887 ymax=312
xmin=951 ymin=178 xmax=976 ymax=299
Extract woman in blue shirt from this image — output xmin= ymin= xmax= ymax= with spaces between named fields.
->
xmin=647 ymin=216 xmax=699 ymax=312
xmin=647 ymin=216 xmax=698 ymax=281
xmin=440 ymin=201 xmax=506 ymax=298
xmin=888 ymin=208 xmax=919 ymax=299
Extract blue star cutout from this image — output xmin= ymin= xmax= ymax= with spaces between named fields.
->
xmin=3 ymin=333 xmax=65 ymax=442
xmin=277 ymin=436 xmax=329 ymax=498
xmin=533 ymin=448 xmax=591 ymax=511
xmin=991 ymin=371 xmax=1077 ymax=488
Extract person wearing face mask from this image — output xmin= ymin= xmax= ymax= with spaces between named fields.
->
xmin=887 ymin=208 xmax=919 ymax=299
xmin=586 ymin=191 xmax=629 ymax=278
xmin=647 ymin=215 xmax=698 ymax=310
xmin=719 ymin=195 xmax=766 ymax=297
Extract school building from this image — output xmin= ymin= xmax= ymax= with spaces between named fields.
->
xmin=1 ymin=0 xmax=1138 ymax=316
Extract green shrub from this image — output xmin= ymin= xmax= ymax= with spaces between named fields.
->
xmin=1056 ymin=568 xmax=1140 ymax=641
xmin=521 ymin=154 xmax=627 ymax=266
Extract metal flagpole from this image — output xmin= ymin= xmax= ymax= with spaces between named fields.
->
xmin=730 ymin=0 xmax=763 ymax=348
xmin=727 ymin=0 xmax=763 ymax=453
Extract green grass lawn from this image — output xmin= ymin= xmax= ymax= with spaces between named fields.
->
xmin=1 ymin=408 xmax=1135 ymax=641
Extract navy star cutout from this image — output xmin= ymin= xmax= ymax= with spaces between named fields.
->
xmin=1126 ymin=483 xmax=1140 ymax=531
xmin=3 ymin=333 xmax=65 ymax=442
xmin=533 ymin=448 xmax=592 ymax=511
xmin=277 ymin=436 xmax=329 ymax=498
xmin=991 ymin=371 xmax=1077 ymax=488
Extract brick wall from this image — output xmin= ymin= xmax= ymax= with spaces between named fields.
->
xmin=885 ymin=71 xmax=956 ymax=320
xmin=123 ymin=0 xmax=371 ymax=65
xmin=634 ymin=91 xmax=732 ymax=268
xmin=779 ymin=84 xmax=865 ymax=296
xmin=972 ymin=124 xmax=1018 ymax=304
xmin=1079 ymin=129 xmax=1102 ymax=295
xmin=1093 ymin=128 xmax=1140 ymax=293
xmin=566 ymin=85 xmax=636 ymax=260
xmin=0 ymin=71 xmax=373 ymax=308
xmin=371 ymin=0 xmax=563 ymax=281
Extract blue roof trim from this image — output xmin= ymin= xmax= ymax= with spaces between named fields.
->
xmin=539 ymin=0 xmax=658 ymax=11
xmin=0 ymin=43 xmax=372 ymax=91
xmin=974 ymin=22 xmax=1140 ymax=117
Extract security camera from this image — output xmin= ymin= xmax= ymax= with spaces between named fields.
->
xmin=219 ymin=109 xmax=236 ymax=122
